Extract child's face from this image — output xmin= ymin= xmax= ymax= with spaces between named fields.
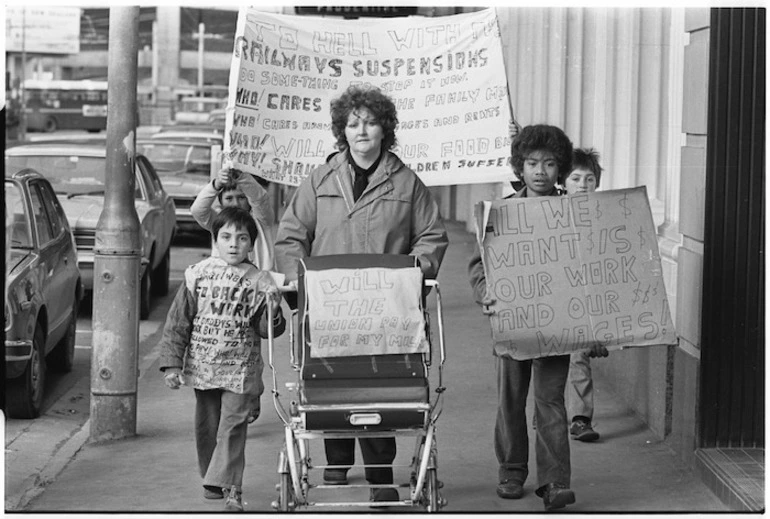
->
xmin=565 ymin=168 xmax=598 ymax=194
xmin=521 ymin=149 xmax=559 ymax=196
xmin=214 ymin=222 xmax=253 ymax=265
xmin=221 ymin=189 xmax=250 ymax=211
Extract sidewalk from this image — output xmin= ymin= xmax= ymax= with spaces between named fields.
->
xmin=18 ymin=221 xmax=727 ymax=513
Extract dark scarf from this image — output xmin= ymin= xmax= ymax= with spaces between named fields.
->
xmin=349 ymin=150 xmax=382 ymax=201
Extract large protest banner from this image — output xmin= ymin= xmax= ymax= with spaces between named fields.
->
xmin=225 ymin=8 xmax=513 ymax=186
xmin=475 ymin=187 xmax=677 ymax=360
xmin=305 ymin=267 xmax=428 ymax=358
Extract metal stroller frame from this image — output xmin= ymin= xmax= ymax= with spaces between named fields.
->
xmin=266 ymin=254 xmax=447 ymax=512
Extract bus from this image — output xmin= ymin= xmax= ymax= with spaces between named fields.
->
xmin=23 ymin=79 xmax=108 ymax=133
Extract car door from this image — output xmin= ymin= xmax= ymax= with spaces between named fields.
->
xmin=39 ymin=179 xmax=80 ymax=326
xmin=138 ymin=156 xmax=175 ymax=257
xmin=28 ymin=181 xmax=69 ymax=349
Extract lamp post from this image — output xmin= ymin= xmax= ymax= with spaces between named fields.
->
xmin=90 ymin=5 xmax=141 ymax=443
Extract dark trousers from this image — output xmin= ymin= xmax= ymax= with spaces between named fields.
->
xmin=325 ymin=437 xmax=396 ymax=484
xmin=495 ymin=354 xmax=571 ymax=489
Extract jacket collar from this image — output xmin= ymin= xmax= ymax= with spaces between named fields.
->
xmin=327 ymin=151 xmax=401 ymax=212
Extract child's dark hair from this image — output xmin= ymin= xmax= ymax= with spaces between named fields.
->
xmin=510 ymin=124 xmax=573 ymax=182
xmin=572 ymin=147 xmax=603 ymax=187
xmin=211 ymin=206 xmax=258 ymax=245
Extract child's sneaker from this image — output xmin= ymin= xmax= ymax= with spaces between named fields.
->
xmin=569 ymin=418 xmax=600 ymax=442
xmin=224 ymin=486 xmax=243 ymax=512
xmin=203 ymin=485 xmax=224 ymax=499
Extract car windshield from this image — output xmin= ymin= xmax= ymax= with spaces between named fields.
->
xmin=5 ymin=154 xmax=107 ymax=196
xmin=4 ymin=181 xmax=32 ymax=249
xmin=137 ymin=143 xmax=211 ymax=176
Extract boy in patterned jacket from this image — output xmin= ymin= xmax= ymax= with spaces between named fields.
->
xmin=159 ymin=207 xmax=285 ymax=512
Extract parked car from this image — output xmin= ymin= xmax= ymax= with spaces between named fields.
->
xmin=5 ymin=168 xmax=83 ymax=418
xmin=150 ymin=130 xmax=224 ymax=146
xmin=136 ymin=138 xmax=217 ymax=234
xmin=174 ymin=96 xmax=227 ymax=124
xmin=5 ymin=143 xmax=176 ymax=319
xmin=155 ymin=123 xmax=224 ymax=136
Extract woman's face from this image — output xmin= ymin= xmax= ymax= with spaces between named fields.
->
xmin=344 ymin=107 xmax=384 ymax=157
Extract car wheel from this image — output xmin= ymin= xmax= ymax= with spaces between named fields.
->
xmin=48 ymin=298 xmax=79 ymax=373
xmin=7 ymin=326 xmax=46 ymax=419
xmin=44 ymin=117 xmax=58 ymax=133
xmin=151 ymin=248 xmax=170 ymax=297
xmin=140 ymin=263 xmax=152 ymax=320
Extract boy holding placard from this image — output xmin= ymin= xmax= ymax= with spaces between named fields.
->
xmin=563 ymin=148 xmax=609 ymax=442
xmin=159 ymin=207 xmax=285 ymax=512
xmin=468 ymin=124 xmax=578 ymax=511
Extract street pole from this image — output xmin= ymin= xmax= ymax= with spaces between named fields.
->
xmin=90 ymin=6 xmax=142 ymax=443
xmin=197 ymin=21 xmax=205 ymax=95
xmin=19 ymin=7 xmax=27 ymax=142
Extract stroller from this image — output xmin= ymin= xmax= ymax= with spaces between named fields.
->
xmin=266 ymin=254 xmax=447 ymax=512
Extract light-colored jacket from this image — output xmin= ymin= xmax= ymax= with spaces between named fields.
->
xmin=275 ymin=151 xmax=448 ymax=281
xmin=190 ymin=173 xmax=274 ymax=270
xmin=158 ymin=256 xmax=286 ymax=395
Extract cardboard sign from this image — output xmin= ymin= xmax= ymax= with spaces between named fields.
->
xmin=183 ymin=258 xmax=278 ymax=393
xmin=226 ymin=7 xmax=512 ymax=186
xmin=475 ymin=187 xmax=677 ymax=360
xmin=305 ymin=267 xmax=428 ymax=358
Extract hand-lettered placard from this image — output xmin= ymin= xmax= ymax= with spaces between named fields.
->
xmin=305 ymin=267 xmax=428 ymax=358
xmin=182 ymin=258 xmax=278 ymax=394
xmin=475 ymin=187 xmax=677 ymax=360
xmin=226 ymin=7 xmax=513 ymax=186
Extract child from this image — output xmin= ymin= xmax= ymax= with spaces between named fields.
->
xmin=191 ymin=166 xmax=274 ymax=424
xmin=563 ymin=148 xmax=609 ymax=442
xmin=159 ymin=207 xmax=285 ymax=512
xmin=191 ymin=166 xmax=275 ymax=272
xmin=467 ymin=124 xmax=577 ymax=511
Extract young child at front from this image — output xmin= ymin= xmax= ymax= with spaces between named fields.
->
xmin=468 ymin=124 xmax=577 ymax=511
xmin=191 ymin=166 xmax=274 ymax=424
xmin=563 ymin=148 xmax=609 ymax=443
xmin=159 ymin=206 xmax=285 ymax=512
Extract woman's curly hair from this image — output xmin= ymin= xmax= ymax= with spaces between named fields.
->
xmin=330 ymin=85 xmax=398 ymax=152
xmin=510 ymin=124 xmax=573 ymax=182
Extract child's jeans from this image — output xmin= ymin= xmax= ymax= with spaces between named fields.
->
xmin=567 ymin=351 xmax=593 ymax=421
xmin=494 ymin=354 xmax=571 ymax=489
xmin=194 ymin=388 xmax=260 ymax=491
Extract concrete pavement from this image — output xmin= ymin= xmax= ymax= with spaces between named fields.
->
xmin=10 ymin=221 xmax=728 ymax=513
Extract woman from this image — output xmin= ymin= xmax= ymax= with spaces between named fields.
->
xmin=275 ymin=85 xmax=448 ymax=503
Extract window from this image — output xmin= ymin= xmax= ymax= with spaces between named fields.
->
xmin=29 ymin=185 xmax=53 ymax=246
xmin=5 ymin=181 xmax=32 ymax=249
xmin=138 ymin=157 xmax=163 ymax=199
xmin=36 ymin=181 xmax=65 ymax=239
